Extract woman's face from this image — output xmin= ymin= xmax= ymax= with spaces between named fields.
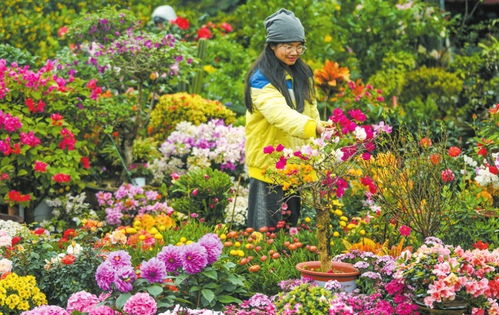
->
xmin=271 ymin=42 xmax=306 ymax=66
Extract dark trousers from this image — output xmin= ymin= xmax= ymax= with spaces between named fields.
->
xmin=247 ymin=178 xmax=301 ymax=229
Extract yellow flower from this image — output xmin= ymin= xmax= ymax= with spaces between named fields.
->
xmin=324 ymin=34 xmax=333 ymax=43
xmin=334 ymin=209 xmax=343 ymax=216
xmin=360 ymin=230 xmax=366 ymax=235
xmin=304 ymin=217 xmax=311 ymax=223
xmin=339 ymin=221 xmax=347 ymax=227
xmin=340 ymin=216 xmax=348 ymax=221
xmin=125 ymin=227 xmax=137 ymax=234
xmin=203 ymin=65 xmax=216 ymax=74
xmin=333 ymin=231 xmax=340 ymax=237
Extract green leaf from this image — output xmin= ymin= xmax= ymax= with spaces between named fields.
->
xmin=116 ymin=293 xmax=131 ymax=309
xmin=218 ymin=295 xmax=242 ymax=304
xmin=201 ymin=289 xmax=215 ymax=303
xmin=227 ymin=274 xmax=244 ymax=286
xmin=146 ymin=285 xmax=163 ymax=297
xmin=203 ymin=269 xmax=218 ymax=280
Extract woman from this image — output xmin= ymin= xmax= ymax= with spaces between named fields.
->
xmin=244 ymin=9 xmax=325 ymax=229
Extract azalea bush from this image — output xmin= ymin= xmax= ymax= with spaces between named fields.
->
xmin=265 ymin=107 xmax=391 ymax=271
xmin=150 ymin=119 xmax=245 ymax=182
xmin=0 ymin=59 xmax=94 ymax=213
xmin=395 ymin=237 xmax=499 ymax=313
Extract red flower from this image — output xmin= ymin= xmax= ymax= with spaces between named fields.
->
xmin=63 ymin=229 xmax=76 ymax=239
xmin=34 ymin=227 xmax=46 ymax=235
xmin=477 ymin=146 xmax=487 ymax=156
xmin=441 ymin=169 xmax=455 ymax=182
xmin=11 ymin=236 xmax=22 ymax=246
xmin=488 ymin=164 xmax=498 ymax=175
xmin=7 ymin=190 xmax=31 ymax=202
xmin=61 ymin=254 xmax=76 ymax=265
xmin=87 ymin=79 xmax=98 ymax=89
xmin=360 ymin=176 xmax=377 ymax=194
xmin=0 ymin=173 xmax=9 ymax=181
xmin=448 ymin=146 xmax=461 ymax=157
xmin=172 ymin=17 xmax=190 ymax=30
xmin=220 ymin=22 xmax=233 ymax=33
xmin=80 ymin=156 xmax=91 ymax=169
xmin=33 ymin=161 xmax=48 ymax=172
xmin=51 ymin=113 xmax=64 ymax=126
xmin=472 ymin=240 xmax=489 ymax=250
xmin=197 ymin=26 xmax=213 ymax=39
xmin=52 ymin=173 xmax=71 ymax=183
xmin=399 ymin=225 xmax=412 ymax=236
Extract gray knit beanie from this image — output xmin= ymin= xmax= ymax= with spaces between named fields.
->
xmin=264 ymin=9 xmax=305 ymax=43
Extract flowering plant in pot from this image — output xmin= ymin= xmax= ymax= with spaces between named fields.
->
xmin=395 ymin=237 xmax=499 ymax=313
xmin=265 ymin=108 xmax=391 ymax=277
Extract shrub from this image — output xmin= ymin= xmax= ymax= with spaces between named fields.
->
xmin=148 ymin=92 xmax=236 ymax=139
xmin=168 ymin=167 xmax=232 ymax=225
xmin=0 ymin=44 xmax=38 ymax=67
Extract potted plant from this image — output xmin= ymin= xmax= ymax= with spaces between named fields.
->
xmin=265 ymin=107 xmax=391 ymax=288
xmin=395 ymin=237 xmax=499 ymax=314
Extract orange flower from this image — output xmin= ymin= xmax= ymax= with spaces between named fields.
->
xmin=314 ymin=60 xmax=350 ymax=88
xmin=429 ymin=153 xmax=441 ymax=165
xmin=419 ymin=137 xmax=432 ymax=148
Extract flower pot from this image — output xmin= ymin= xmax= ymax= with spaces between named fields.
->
xmin=296 ymin=261 xmax=360 ymax=292
xmin=413 ymin=296 xmax=468 ymax=315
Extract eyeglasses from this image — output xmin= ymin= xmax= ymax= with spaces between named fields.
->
xmin=279 ymin=44 xmax=307 ymax=55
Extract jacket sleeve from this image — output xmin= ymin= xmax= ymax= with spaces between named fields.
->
xmin=252 ymin=84 xmax=317 ymax=139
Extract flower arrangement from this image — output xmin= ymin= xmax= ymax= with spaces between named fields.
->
xmin=0 ymin=273 xmax=47 ymax=313
xmin=96 ymin=183 xmax=174 ymax=226
xmin=151 ymin=119 xmax=245 ymax=182
xmin=395 ymin=237 xmax=499 ymax=313
xmin=265 ymin=107 xmax=391 ymax=271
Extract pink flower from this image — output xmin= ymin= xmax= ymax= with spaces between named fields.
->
xmin=275 ymin=156 xmax=287 ymax=169
xmin=263 ymin=145 xmax=274 ymax=154
xmin=289 ymin=227 xmax=298 ymax=235
xmin=67 ymin=291 xmax=100 ymax=312
xmin=348 ymin=109 xmax=367 ymax=122
xmin=441 ymin=169 xmax=455 ymax=182
xmin=123 ymin=292 xmax=157 ymax=315
xmin=191 ymin=188 xmax=199 ymax=197
xmin=52 ymin=173 xmax=71 ymax=183
xmin=399 ymin=225 xmax=411 ymax=237
xmin=20 ymin=131 xmax=41 ymax=147
xmin=275 ymin=144 xmax=285 ymax=152
xmin=170 ymin=173 xmax=180 ymax=180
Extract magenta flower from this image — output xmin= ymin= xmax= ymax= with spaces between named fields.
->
xmin=198 ymin=233 xmax=223 ymax=264
xmin=106 ymin=250 xmax=132 ymax=269
xmin=399 ymin=225 xmax=412 ymax=237
xmin=157 ymin=245 xmax=183 ymax=272
xmin=348 ymin=109 xmax=367 ymax=122
xmin=263 ymin=145 xmax=275 ymax=154
xmin=67 ymin=291 xmax=99 ymax=312
xmin=140 ymin=257 xmax=167 ymax=283
xmin=123 ymin=292 xmax=157 ymax=315
xmin=115 ymin=265 xmax=136 ymax=292
xmin=181 ymin=243 xmax=208 ymax=274
xmin=88 ymin=305 xmax=116 ymax=315
xmin=95 ymin=262 xmax=115 ymax=291
xmin=275 ymin=156 xmax=287 ymax=169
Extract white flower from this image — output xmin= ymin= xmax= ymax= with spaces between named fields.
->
xmin=66 ymin=242 xmax=82 ymax=256
xmin=475 ymin=167 xmax=499 ymax=188
xmin=354 ymin=126 xmax=367 ymax=141
xmin=334 ymin=149 xmax=344 ymax=162
xmin=0 ymin=231 xmax=12 ymax=247
xmin=463 ymin=155 xmax=478 ymax=168
xmin=0 ymin=258 xmax=12 ymax=274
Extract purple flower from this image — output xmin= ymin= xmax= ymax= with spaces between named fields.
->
xmin=95 ymin=262 xmax=115 ymax=291
xmin=115 ymin=265 xmax=136 ymax=292
xmin=157 ymin=245 xmax=183 ymax=272
xmin=181 ymin=243 xmax=208 ymax=274
xmin=198 ymin=233 xmax=223 ymax=264
xmin=106 ymin=250 xmax=132 ymax=269
xmin=140 ymin=257 xmax=167 ymax=283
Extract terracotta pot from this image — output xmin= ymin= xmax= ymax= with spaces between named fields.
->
xmin=413 ymin=296 xmax=468 ymax=315
xmin=296 ymin=261 xmax=360 ymax=292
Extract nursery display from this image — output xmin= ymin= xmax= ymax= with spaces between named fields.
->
xmin=0 ymin=0 xmax=497 ymax=314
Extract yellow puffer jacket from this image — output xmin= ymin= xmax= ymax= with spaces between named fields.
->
xmin=245 ymin=69 xmax=320 ymax=183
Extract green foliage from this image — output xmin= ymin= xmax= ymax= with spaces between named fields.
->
xmin=274 ymin=283 xmax=333 ymax=314
xmin=148 ymin=92 xmax=236 ymax=139
xmin=12 ymin=233 xmax=102 ymax=306
xmin=201 ymin=36 xmax=254 ymax=114
xmin=0 ymin=44 xmax=38 ymax=67
xmin=368 ymin=51 xmax=417 ymax=98
xmin=168 ymin=167 xmax=232 ymax=225
xmin=176 ymin=258 xmax=248 ymax=310
xmin=132 ymin=137 xmax=161 ymax=163
xmin=400 ymin=66 xmax=463 ymax=118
